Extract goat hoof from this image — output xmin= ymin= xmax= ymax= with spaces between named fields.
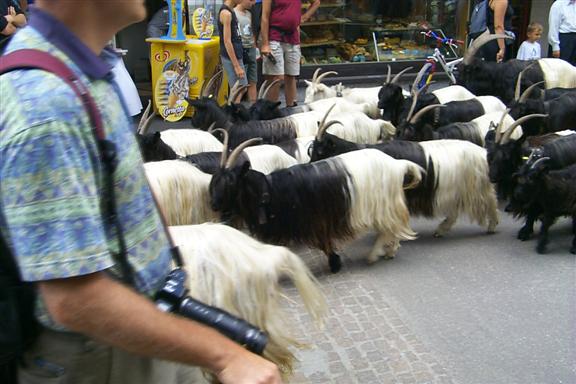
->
xmin=329 ymin=253 xmax=342 ymax=273
xmin=536 ymin=243 xmax=547 ymax=254
xmin=517 ymin=229 xmax=532 ymax=241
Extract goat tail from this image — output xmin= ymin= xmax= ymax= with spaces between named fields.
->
xmin=401 ymin=160 xmax=425 ymax=190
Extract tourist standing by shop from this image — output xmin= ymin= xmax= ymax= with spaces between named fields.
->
xmin=477 ymin=0 xmax=513 ymax=62
xmin=548 ymin=0 xmax=576 ymax=65
xmin=260 ymin=0 xmax=321 ymax=107
xmin=0 ymin=1 xmax=282 ymax=383
xmin=235 ymin=0 xmax=258 ymax=102
xmin=219 ymin=0 xmax=247 ymax=100
xmin=517 ymin=22 xmax=543 ymax=60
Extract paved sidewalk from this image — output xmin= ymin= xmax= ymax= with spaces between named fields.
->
xmin=284 ymin=247 xmax=455 ymax=384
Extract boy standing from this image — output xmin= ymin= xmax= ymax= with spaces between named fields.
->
xmin=517 ymin=22 xmax=543 ymax=60
xmin=235 ymin=0 xmax=257 ymax=102
xmin=219 ymin=0 xmax=246 ymax=101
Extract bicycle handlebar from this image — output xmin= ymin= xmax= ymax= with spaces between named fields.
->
xmin=421 ymin=30 xmax=464 ymax=48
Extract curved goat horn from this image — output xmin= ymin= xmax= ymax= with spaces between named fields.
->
xmin=518 ymin=81 xmax=546 ymax=103
xmin=225 ymin=138 xmax=263 ymax=169
xmin=257 ymin=80 xmax=269 ymax=99
xmin=137 ymin=100 xmax=152 ymax=134
xmin=412 ymin=62 xmax=433 ymax=94
xmin=514 ymin=63 xmax=536 ymax=101
xmin=391 ymin=66 xmax=413 ymax=84
xmin=501 ymin=113 xmax=548 ymax=144
xmin=210 ymin=128 xmax=230 ymax=167
xmin=316 ymin=120 xmax=343 ymax=140
xmin=261 ymin=79 xmax=282 ymax=99
xmin=316 ymin=71 xmax=338 ymax=83
xmin=201 ymin=69 xmax=223 ymax=98
xmin=530 ymin=156 xmax=550 ymax=170
xmin=405 ymin=82 xmax=434 ymax=123
xmin=409 ymin=104 xmax=445 ymax=125
xmin=312 ymin=68 xmax=322 ymax=83
xmin=227 ymin=80 xmax=242 ymax=105
xmin=464 ymin=31 xmax=512 ymax=65
xmin=495 ymin=108 xmax=511 ymax=144
xmin=317 ymin=103 xmax=337 ymax=134
xmin=385 ymin=65 xmax=392 ymax=84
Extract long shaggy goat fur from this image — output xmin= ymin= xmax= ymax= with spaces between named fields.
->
xmin=210 ymin=148 xmax=422 ymax=267
xmin=159 ymin=129 xmax=224 ymax=155
xmin=170 ymin=223 xmax=327 ymax=380
xmin=310 ymin=134 xmax=499 ymax=236
xmin=145 ymin=161 xmax=217 ymax=225
xmin=420 ymin=140 xmax=499 ymax=236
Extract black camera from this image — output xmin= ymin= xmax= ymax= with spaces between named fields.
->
xmin=155 ymin=268 xmax=268 ymax=355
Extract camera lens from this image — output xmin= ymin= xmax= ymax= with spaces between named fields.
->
xmin=179 ymin=297 xmax=268 ymax=354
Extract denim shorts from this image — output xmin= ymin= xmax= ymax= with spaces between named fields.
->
xmin=220 ymin=56 xmax=248 ymax=88
xmin=242 ymin=47 xmax=258 ymax=84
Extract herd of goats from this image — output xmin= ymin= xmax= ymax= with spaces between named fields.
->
xmin=135 ymin=32 xmax=576 ymax=380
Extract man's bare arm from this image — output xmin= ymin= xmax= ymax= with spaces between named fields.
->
xmin=40 ymin=272 xmax=282 ymax=383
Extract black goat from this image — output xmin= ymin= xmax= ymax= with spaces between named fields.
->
xmin=487 ymin=125 xmax=576 ymax=240
xmin=508 ymin=85 xmax=576 ymax=137
xmin=509 ymin=159 xmax=576 ymax=254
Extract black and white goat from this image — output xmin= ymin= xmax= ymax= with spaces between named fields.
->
xmin=399 ymin=109 xmax=526 ymax=146
xmin=456 ymin=31 xmax=576 ymax=104
xmin=395 ymin=87 xmax=506 ymax=139
xmin=303 ymin=68 xmax=382 ymax=106
xmin=190 ymin=101 xmax=394 ymax=149
xmin=508 ymin=159 xmax=576 ymax=254
xmin=310 ymin=126 xmax=499 ymax=237
xmin=209 ymin=132 xmax=424 ymax=273
xmin=378 ymin=64 xmax=476 ymax=126
xmin=181 ymin=129 xmax=298 ymax=174
xmin=136 ymin=102 xmax=223 ymax=161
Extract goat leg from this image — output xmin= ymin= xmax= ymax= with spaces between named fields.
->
xmin=571 ymin=216 xmax=576 ymax=255
xmin=536 ymin=214 xmax=555 ymax=254
xmin=434 ymin=214 xmax=458 ymax=238
xmin=517 ymin=207 xmax=540 ymax=241
xmin=327 ymin=252 xmax=342 ymax=273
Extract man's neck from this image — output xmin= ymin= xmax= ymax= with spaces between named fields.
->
xmin=37 ymin=4 xmax=113 ymax=54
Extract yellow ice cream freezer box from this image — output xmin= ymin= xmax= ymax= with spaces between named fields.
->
xmin=147 ymin=36 xmax=228 ymax=122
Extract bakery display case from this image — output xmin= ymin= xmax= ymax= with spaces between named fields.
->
xmin=299 ymin=0 xmax=467 ymax=82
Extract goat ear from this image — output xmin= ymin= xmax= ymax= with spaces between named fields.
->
xmin=273 ymin=101 xmax=282 ymax=108
xmin=304 ymin=80 xmax=312 ymax=86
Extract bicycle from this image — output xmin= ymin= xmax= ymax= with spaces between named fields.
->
xmin=417 ymin=30 xmax=464 ymax=89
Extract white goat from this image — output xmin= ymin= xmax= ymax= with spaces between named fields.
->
xmin=170 ymin=223 xmax=327 ymax=381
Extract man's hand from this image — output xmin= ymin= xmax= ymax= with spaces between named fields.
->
xmin=260 ymin=43 xmax=271 ymax=57
xmin=234 ymin=64 xmax=246 ymax=79
xmin=1 ymin=21 xmax=16 ymax=36
xmin=552 ymin=50 xmax=560 ymax=58
xmin=496 ymin=48 xmax=505 ymax=63
xmin=216 ymin=350 xmax=283 ymax=384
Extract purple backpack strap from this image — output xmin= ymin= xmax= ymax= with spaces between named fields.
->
xmin=0 ymin=49 xmax=105 ymax=141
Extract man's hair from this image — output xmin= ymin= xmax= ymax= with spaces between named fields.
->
xmin=527 ymin=22 xmax=543 ymax=34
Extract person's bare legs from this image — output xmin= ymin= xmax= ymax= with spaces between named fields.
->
xmin=247 ymin=82 xmax=257 ymax=103
xmin=284 ymin=74 xmax=297 ymax=106
xmin=264 ymin=74 xmax=283 ymax=102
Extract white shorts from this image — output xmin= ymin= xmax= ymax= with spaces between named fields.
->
xmin=262 ymin=41 xmax=301 ymax=77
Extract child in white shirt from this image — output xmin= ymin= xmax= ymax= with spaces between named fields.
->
xmin=517 ymin=22 xmax=543 ymax=60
